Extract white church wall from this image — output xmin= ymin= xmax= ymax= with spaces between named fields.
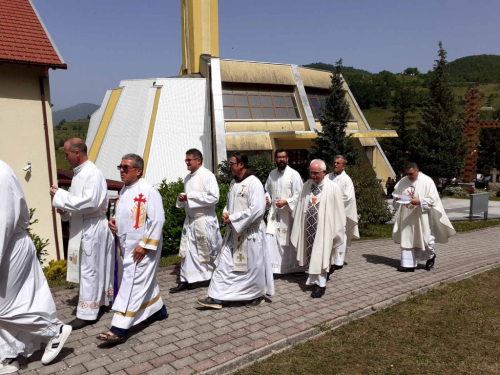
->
xmin=87 ymin=89 xmax=112 ymax=149
xmin=145 ymin=78 xmax=212 ymax=185
xmin=94 ymin=79 xmax=156 ymax=181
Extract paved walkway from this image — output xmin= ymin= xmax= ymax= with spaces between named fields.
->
xmin=386 ymin=197 xmax=500 ymax=222
xmin=17 ymin=226 xmax=500 ymax=375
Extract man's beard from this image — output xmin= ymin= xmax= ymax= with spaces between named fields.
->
xmin=278 ymin=162 xmax=287 ymax=170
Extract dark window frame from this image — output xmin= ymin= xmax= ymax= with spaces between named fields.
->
xmin=222 ymin=83 xmax=301 ymax=120
xmin=306 ymin=90 xmax=356 ymax=121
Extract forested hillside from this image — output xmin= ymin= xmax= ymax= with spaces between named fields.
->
xmin=448 ymin=55 xmax=500 ymax=83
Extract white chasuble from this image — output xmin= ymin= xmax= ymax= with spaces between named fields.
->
xmin=392 ymin=173 xmax=455 ymax=267
xmin=0 ymin=161 xmax=62 ymax=361
xmin=264 ymin=166 xmax=303 ymax=274
xmin=329 ymin=171 xmax=360 ymax=266
xmin=208 ymin=173 xmax=274 ymax=301
xmin=291 ymin=179 xmax=346 ymax=276
xmin=52 ymin=160 xmax=114 ymax=321
xmin=176 ymin=166 xmax=222 ymax=283
xmin=111 ymin=178 xmax=165 ymax=329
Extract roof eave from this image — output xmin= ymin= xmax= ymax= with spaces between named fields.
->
xmin=0 ymin=59 xmax=67 ymax=70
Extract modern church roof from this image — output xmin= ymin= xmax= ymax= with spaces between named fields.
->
xmin=0 ymin=0 xmax=66 ymax=68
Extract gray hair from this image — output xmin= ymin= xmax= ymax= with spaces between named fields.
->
xmin=406 ymin=162 xmax=419 ymax=171
xmin=122 ymin=153 xmax=144 ymax=170
xmin=310 ymin=159 xmax=327 ymax=172
xmin=334 ymin=155 xmax=347 ymax=166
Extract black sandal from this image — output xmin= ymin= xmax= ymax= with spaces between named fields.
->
xmin=96 ymin=331 xmax=127 ymax=345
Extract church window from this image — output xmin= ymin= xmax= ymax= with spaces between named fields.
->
xmin=306 ymin=89 xmax=356 ymax=121
xmin=222 ymin=83 xmax=300 ymax=120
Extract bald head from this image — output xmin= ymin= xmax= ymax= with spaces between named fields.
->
xmin=65 ymin=138 xmax=87 ymax=156
xmin=309 ymin=159 xmax=327 ymax=184
xmin=64 ymin=138 xmax=88 ymax=168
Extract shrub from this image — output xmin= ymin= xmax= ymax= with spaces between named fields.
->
xmin=442 ymin=186 xmax=469 ymax=197
xmin=347 ymin=165 xmax=394 ymax=227
xmin=158 ymin=179 xmax=185 ymax=257
xmin=496 ymin=190 xmax=500 ymax=198
xmin=217 ymin=155 xmax=275 ymax=186
xmin=27 ymin=208 xmax=50 ymax=263
xmin=43 ymin=260 xmax=67 ymax=281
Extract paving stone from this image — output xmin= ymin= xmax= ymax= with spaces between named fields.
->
xmin=26 ymin=228 xmax=499 ymax=375
xmin=124 ymin=362 xmax=154 ymax=375
xmin=84 ymin=355 xmax=115 ymax=371
xmin=105 ymin=359 xmax=134 ymax=373
xmin=171 ymin=356 xmax=197 ymax=370
xmin=190 ymin=359 xmax=217 ymax=372
xmin=150 ymin=354 xmax=176 ymax=368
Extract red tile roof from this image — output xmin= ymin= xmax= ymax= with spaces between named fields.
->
xmin=0 ymin=0 xmax=66 ymax=69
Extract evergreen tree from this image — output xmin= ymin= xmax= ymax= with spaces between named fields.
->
xmin=411 ymin=42 xmax=466 ymax=178
xmin=308 ymin=59 xmax=360 ymax=168
xmin=382 ymin=80 xmax=417 ymax=176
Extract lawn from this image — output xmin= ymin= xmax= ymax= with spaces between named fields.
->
xmin=235 ymin=267 xmax=500 ymax=375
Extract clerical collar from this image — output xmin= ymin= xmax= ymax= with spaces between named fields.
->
xmin=125 ymin=178 xmax=141 ymax=188
xmin=73 ymin=160 xmax=89 ymax=175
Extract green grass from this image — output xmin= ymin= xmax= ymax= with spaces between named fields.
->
xmin=235 ymin=267 xmax=500 ymax=375
xmin=53 ymin=119 xmax=90 ymax=170
xmin=361 ymin=107 xmax=393 ymax=129
xmin=159 ymin=254 xmax=182 ymax=267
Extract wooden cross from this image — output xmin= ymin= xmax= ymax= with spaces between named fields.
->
xmin=133 ymin=193 xmax=146 ymax=229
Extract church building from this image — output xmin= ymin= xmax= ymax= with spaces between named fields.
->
xmin=87 ymin=0 xmax=396 ymax=185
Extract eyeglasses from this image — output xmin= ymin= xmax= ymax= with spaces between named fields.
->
xmin=333 ymin=162 xmax=343 ymax=165
xmin=406 ymin=172 xmax=415 ymax=176
xmin=229 ymin=162 xmax=241 ymax=166
xmin=185 ymin=158 xmax=200 ymax=162
xmin=117 ymin=165 xmax=138 ymax=172
xmin=275 ymin=156 xmax=287 ymax=160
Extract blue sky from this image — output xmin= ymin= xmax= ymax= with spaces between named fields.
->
xmin=33 ymin=0 xmax=500 ymax=110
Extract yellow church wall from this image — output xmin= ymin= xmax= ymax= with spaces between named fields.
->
xmin=220 ymin=60 xmax=296 ymax=85
xmin=181 ymin=0 xmax=219 ymax=74
xmin=225 ymin=120 xmax=307 ymax=132
xmin=0 ymin=63 xmax=63 ymax=262
xmin=298 ymin=67 xmax=331 ymax=89
xmin=226 ymin=134 xmax=273 ymax=151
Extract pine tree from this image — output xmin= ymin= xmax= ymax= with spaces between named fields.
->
xmin=382 ymin=80 xmax=417 ymax=176
xmin=308 ymin=59 xmax=360 ymax=167
xmin=411 ymin=42 xmax=466 ymax=179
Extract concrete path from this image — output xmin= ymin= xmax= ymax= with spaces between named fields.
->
xmin=17 ymin=226 xmax=500 ymax=375
xmin=386 ymin=197 xmax=500 ymax=222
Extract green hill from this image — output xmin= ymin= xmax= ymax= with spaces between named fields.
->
xmin=53 ymin=119 xmax=90 ymax=170
xmin=303 ymin=62 xmax=373 ymax=76
xmin=448 ymin=55 xmax=500 ymax=83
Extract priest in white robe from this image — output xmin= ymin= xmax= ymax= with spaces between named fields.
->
xmin=1 ymin=160 xmax=72 ymax=372
xmin=50 ymin=138 xmax=114 ymax=329
xmin=265 ymin=149 xmax=303 ymax=274
xmin=291 ymin=160 xmax=346 ymax=298
xmin=198 ymin=152 xmax=274 ymax=310
xmin=393 ymin=163 xmax=455 ymax=272
xmin=328 ymin=155 xmax=359 ymax=275
xmin=98 ymin=154 xmax=167 ymax=344
xmin=172 ymin=148 xmax=222 ymax=293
